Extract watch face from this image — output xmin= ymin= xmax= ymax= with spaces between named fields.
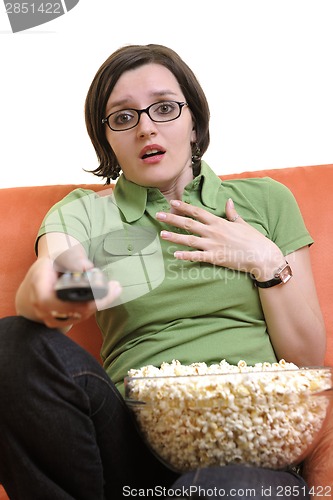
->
xmin=279 ymin=265 xmax=292 ymax=284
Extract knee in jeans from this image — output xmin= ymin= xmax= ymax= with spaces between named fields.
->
xmin=0 ymin=316 xmax=50 ymax=385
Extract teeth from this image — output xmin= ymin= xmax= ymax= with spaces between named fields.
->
xmin=142 ymin=149 xmax=163 ymax=159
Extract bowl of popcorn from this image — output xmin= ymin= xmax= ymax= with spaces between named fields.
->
xmin=124 ymin=359 xmax=333 ymax=472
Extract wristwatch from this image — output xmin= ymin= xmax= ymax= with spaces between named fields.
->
xmin=252 ymin=261 xmax=293 ymax=288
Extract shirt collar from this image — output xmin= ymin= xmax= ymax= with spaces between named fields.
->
xmin=197 ymin=160 xmax=221 ymax=209
xmin=113 ymin=161 xmax=221 ymax=222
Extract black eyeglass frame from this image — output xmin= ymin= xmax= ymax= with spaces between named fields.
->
xmin=102 ymin=101 xmax=188 ymax=132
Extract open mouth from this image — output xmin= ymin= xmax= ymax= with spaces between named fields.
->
xmin=141 ymin=149 xmax=165 ymax=160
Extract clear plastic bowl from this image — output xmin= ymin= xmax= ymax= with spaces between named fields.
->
xmin=125 ymin=367 xmax=333 ymax=472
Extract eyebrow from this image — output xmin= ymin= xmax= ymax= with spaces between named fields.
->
xmin=107 ymin=90 xmax=180 ymax=112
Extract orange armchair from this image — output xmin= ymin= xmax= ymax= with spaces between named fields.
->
xmin=0 ymin=163 xmax=332 ymax=498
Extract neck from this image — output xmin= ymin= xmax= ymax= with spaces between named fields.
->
xmin=160 ymin=166 xmax=194 ymax=203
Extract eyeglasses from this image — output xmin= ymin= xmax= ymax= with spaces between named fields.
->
xmin=102 ymin=100 xmax=188 ymax=132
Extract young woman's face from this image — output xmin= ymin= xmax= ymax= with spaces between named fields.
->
xmin=104 ymin=63 xmax=196 ymax=190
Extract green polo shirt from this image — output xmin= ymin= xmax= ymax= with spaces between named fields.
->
xmin=37 ymin=162 xmax=313 ymax=395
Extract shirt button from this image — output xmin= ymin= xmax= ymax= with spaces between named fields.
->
xmin=127 ymin=243 xmax=134 ymax=252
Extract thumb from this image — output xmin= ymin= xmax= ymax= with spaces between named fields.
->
xmin=77 ymin=258 xmax=95 ymax=272
xmin=53 ymin=255 xmax=95 ymax=274
xmin=225 ymin=198 xmax=241 ymax=223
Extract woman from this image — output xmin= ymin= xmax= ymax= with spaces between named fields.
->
xmin=0 ymin=44 xmax=326 ymax=499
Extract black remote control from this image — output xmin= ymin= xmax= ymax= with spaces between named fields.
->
xmin=55 ymin=268 xmax=109 ymax=302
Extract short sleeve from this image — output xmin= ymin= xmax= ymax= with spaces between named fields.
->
xmin=35 ymin=188 xmax=95 ymax=255
xmin=265 ymin=178 xmax=313 ymax=255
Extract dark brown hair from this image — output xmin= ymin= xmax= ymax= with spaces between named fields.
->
xmin=85 ymin=44 xmax=210 ymax=182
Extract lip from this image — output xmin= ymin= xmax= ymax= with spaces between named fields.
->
xmin=139 ymin=144 xmax=166 ymax=163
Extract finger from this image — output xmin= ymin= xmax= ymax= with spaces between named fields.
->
xmin=45 ymin=280 xmax=122 ymax=321
xmin=160 ymin=230 xmax=206 ymax=250
xmin=174 ymin=250 xmax=210 ymax=262
xmin=156 ymin=213 xmax=205 ymax=235
xmin=170 ymin=200 xmax=214 ymax=224
xmin=50 ymin=310 xmax=83 ymax=322
xmin=54 ymin=255 xmax=95 ymax=274
xmin=42 ymin=309 xmax=83 ymax=329
xmin=225 ymin=198 xmax=242 ymax=223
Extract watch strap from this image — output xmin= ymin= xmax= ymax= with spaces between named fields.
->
xmin=253 ymin=276 xmax=282 ymax=288
xmin=252 ymin=261 xmax=292 ymax=289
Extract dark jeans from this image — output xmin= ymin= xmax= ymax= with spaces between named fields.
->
xmin=0 ymin=317 xmax=310 ymax=499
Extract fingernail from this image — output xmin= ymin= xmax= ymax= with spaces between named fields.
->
xmin=160 ymin=231 xmax=171 ymax=238
xmin=228 ymin=198 xmax=235 ymax=208
xmin=156 ymin=212 xmax=167 ymax=220
xmin=170 ymin=200 xmax=181 ymax=207
xmin=111 ymin=281 xmax=122 ymax=295
xmin=110 ymin=280 xmax=121 ymax=288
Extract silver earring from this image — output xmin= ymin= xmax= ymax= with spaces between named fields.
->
xmin=191 ymin=143 xmax=201 ymax=176
xmin=191 ymin=143 xmax=201 ymax=164
xmin=109 ymin=164 xmax=121 ymax=181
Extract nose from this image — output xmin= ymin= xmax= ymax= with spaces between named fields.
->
xmin=136 ymin=111 xmax=158 ymax=138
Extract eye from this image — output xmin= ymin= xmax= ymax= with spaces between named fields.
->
xmin=154 ymin=101 xmax=177 ymax=116
xmin=111 ymin=110 xmax=136 ymax=127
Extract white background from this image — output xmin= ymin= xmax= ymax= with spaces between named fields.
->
xmin=0 ymin=0 xmax=332 ymax=188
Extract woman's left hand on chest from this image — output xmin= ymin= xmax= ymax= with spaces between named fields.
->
xmin=156 ymin=198 xmax=283 ymax=277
